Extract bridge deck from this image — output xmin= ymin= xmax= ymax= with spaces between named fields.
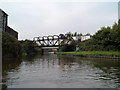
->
xmin=33 ymin=34 xmax=74 ymax=47
xmin=41 ymin=47 xmax=59 ymax=49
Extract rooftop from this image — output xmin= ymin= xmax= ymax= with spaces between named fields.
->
xmin=0 ymin=8 xmax=8 ymax=16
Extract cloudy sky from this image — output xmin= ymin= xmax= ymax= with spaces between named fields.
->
xmin=0 ymin=0 xmax=119 ymax=40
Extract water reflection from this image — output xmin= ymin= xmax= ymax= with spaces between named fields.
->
xmin=2 ymin=53 xmax=120 ymax=88
xmin=2 ymin=57 xmax=22 ymax=88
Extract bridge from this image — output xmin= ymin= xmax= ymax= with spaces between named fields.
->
xmin=33 ymin=34 xmax=74 ymax=55
xmin=33 ymin=34 xmax=74 ymax=47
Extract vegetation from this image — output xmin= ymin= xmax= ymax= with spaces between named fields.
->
xmin=59 ymin=20 xmax=120 ymax=52
xmin=19 ymin=40 xmax=39 ymax=56
xmin=78 ymin=20 xmax=120 ymax=51
xmin=59 ymin=41 xmax=77 ymax=52
xmin=2 ymin=20 xmax=120 ymax=58
xmin=2 ymin=32 xmax=39 ymax=58
xmin=58 ymin=51 xmax=120 ymax=56
xmin=2 ymin=32 xmax=22 ymax=57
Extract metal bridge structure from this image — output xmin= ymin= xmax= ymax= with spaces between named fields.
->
xmin=33 ymin=34 xmax=74 ymax=47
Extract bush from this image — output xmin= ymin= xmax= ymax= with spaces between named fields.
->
xmin=59 ymin=41 xmax=77 ymax=52
xmin=2 ymin=32 xmax=22 ymax=57
xmin=78 ymin=20 xmax=120 ymax=51
xmin=19 ymin=39 xmax=38 ymax=55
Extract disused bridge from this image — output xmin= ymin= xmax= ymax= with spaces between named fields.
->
xmin=33 ymin=34 xmax=74 ymax=47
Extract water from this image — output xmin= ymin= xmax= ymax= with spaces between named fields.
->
xmin=2 ymin=53 xmax=120 ymax=88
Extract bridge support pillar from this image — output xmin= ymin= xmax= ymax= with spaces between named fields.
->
xmin=41 ymin=49 xmax=44 ymax=55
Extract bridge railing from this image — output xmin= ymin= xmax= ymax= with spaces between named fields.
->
xmin=33 ymin=34 xmax=74 ymax=47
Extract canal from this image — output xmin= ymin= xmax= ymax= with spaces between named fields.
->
xmin=2 ymin=53 xmax=120 ymax=88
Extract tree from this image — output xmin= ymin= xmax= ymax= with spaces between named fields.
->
xmin=59 ymin=41 xmax=77 ymax=52
xmin=112 ymin=22 xmax=118 ymax=31
xmin=65 ymin=32 xmax=72 ymax=38
xmin=2 ymin=32 xmax=22 ymax=57
xmin=74 ymin=32 xmax=77 ymax=36
xmin=78 ymin=33 xmax=83 ymax=36
xmin=85 ymin=33 xmax=91 ymax=36
xmin=19 ymin=39 xmax=38 ymax=55
xmin=78 ymin=21 xmax=120 ymax=51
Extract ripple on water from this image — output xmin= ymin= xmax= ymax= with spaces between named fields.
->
xmin=2 ymin=54 xmax=120 ymax=88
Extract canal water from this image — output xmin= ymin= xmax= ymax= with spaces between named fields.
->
xmin=2 ymin=53 xmax=120 ymax=88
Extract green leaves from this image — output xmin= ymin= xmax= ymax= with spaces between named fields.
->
xmin=78 ymin=20 xmax=120 ymax=51
xmin=2 ymin=32 xmax=22 ymax=57
xmin=19 ymin=40 xmax=37 ymax=55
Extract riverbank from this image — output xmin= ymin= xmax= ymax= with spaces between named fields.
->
xmin=56 ymin=51 xmax=120 ymax=59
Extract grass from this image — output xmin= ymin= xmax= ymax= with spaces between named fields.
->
xmin=57 ymin=51 xmax=120 ymax=56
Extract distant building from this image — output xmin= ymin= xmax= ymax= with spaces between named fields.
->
xmin=81 ymin=35 xmax=90 ymax=41
xmin=0 ymin=9 xmax=18 ymax=39
xmin=73 ymin=35 xmax=91 ymax=42
xmin=73 ymin=36 xmax=80 ymax=41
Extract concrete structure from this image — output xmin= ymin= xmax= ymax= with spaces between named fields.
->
xmin=5 ymin=26 xmax=18 ymax=39
xmin=0 ymin=9 xmax=8 ymax=31
xmin=0 ymin=9 xmax=18 ymax=39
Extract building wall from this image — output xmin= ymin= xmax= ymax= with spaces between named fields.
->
xmin=73 ymin=36 xmax=90 ymax=41
xmin=0 ymin=9 xmax=18 ymax=39
xmin=81 ymin=36 xmax=90 ymax=41
xmin=0 ymin=10 xmax=2 ymax=31
xmin=0 ymin=9 xmax=8 ymax=31
xmin=5 ymin=26 xmax=18 ymax=39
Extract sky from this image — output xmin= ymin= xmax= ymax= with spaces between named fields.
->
xmin=0 ymin=0 xmax=119 ymax=40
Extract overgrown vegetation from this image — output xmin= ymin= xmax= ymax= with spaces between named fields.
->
xmin=19 ymin=40 xmax=39 ymax=56
xmin=2 ymin=32 xmax=39 ymax=58
xmin=59 ymin=20 xmax=120 ymax=52
xmin=59 ymin=41 xmax=77 ymax=52
xmin=58 ymin=51 xmax=120 ymax=56
xmin=2 ymin=32 xmax=22 ymax=57
xmin=78 ymin=20 xmax=120 ymax=51
xmin=2 ymin=20 xmax=120 ymax=58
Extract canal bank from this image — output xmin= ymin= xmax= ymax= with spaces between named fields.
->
xmin=56 ymin=51 xmax=120 ymax=59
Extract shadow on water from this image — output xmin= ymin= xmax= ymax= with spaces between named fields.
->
xmin=2 ymin=54 xmax=42 ymax=88
xmin=2 ymin=57 xmax=22 ymax=89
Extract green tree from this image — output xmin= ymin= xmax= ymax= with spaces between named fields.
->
xmin=85 ymin=33 xmax=91 ymax=36
xmin=74 ymin=32 xmax=77 ymax=36
xmin=65 ymin=32 xmax=72 ymax=38
xmin=115 ymin=19 xmax=120 ymax=50
xmin=19 ymin=39 xmax=38 ymax=55
xmin=78 ymin=20 xmax=120 ymax=51
xmin=2 ymin=32 xmax=22 ymax=57
xmin=59 ymin=41 xmax=77 ymax=52
xmin=78 ymin=33 xmax=83 ymax=36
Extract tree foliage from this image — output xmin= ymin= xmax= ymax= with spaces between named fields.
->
xmin=19 ymin=39 xmax=38 ymax=55
xmin=2 ymin=32 xmax=22 ymax=57
xmin=59 ymin=41 xmax=77 ymax=52
xmin=79 ymin=20 xmax=120 ymax=51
